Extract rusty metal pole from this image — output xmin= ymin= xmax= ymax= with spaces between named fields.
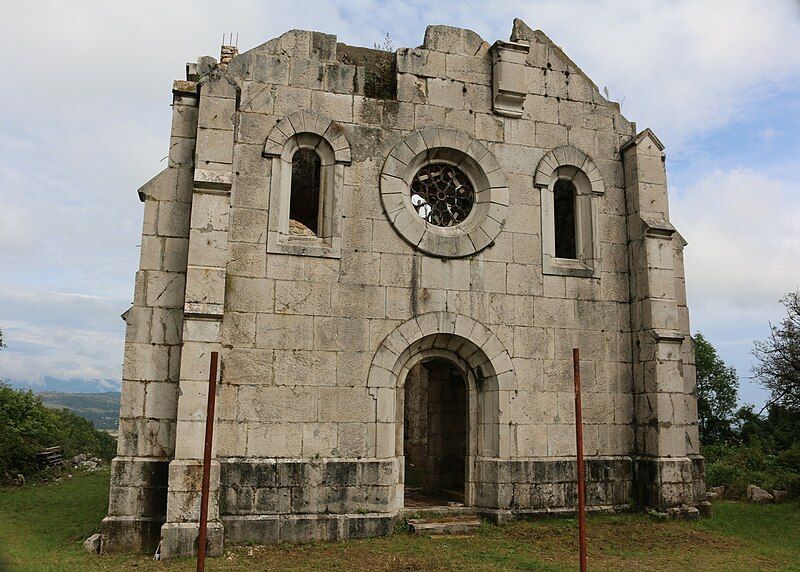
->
xmin=197 ymin=351 xmax=218 ymax=572
xmin=573 ymin=348 xmax=587 ymax=572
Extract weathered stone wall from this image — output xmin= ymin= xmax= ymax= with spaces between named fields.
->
xmin=105 ymin=19 xmax=704 ymax=555
xmin=474 ymin=457 xmax=633 ymax=520
xmin=214 ymin=22 xmax=638 ymax=465
xmin=102 ymin=81 xmax=197 ymax=553
xmin=219 ymin=458 xmax=396 ymax=543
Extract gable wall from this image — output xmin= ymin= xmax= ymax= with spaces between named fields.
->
xmin=214 ymin=27 xmax=637 ymax=464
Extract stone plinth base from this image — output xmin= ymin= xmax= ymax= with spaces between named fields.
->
xmin=689 ymin=454 xmax=707 ymax=500
xmin=101 ymin=516 xmax=164 ymax=554
xmin=106 ymin=457 xmax=169 ymax=517
xmin=222 ymin=513 xmax=394 ymax=544
xmin=634 ymin=457 xmax=701 ymax=510
xmin=102 ymin=456 xmax=170 ymax=554
xmin=109 ymin=455 xmax=705 ymax=557
xmin=159 ymin=522 xmax=224 ymax=559
xmin=473 ymin=456 xmax=635 ymax=511
xmin=219 ymin=457 xmax=399 ymax=515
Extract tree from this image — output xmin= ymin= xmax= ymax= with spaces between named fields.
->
xmin=0 ymin=382 xmax=118 ymax=479
xmin=0 ymin=383 xmax=59 ymax=476
xmin=753 ymin=291 xmax=800 ymax=411
xmin=695 ymin=332 xmax=739 ymax=445
xmin=734 ymin=403 xmax=800 ymax=452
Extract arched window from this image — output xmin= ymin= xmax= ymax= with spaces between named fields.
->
xmin=264 ymin=111 xmax=350 ymax=259
xmin=553 ymin=179 xmax=577 ymax=259
xmin=535 ymin=145 xmax=605 ymax=278
xmin=289 ymin=148 xmax=322 ymax=236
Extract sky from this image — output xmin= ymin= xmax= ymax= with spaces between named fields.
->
xmin=1 ymin=0 xmax=799 ymax=407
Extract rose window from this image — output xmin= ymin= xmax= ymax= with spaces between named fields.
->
xmin=410 ymin=163 xmax=475 ymax=227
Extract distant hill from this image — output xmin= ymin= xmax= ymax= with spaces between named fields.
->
xmin=11 ymin=376 xmax=120 ymax=393
xmin=38 ymin=391 xmax=121 ymax=431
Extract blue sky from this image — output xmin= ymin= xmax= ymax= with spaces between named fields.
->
xmin=1 ymin=0 xmax=799 ymax=407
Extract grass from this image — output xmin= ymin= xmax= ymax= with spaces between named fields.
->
xmin=0 ymin=469 xmax=798 ymax=571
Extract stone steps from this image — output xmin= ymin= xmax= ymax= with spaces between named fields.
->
xmin=406 ymin=515 xmax=482 ymax=536
xmin=399 ymin=503 xmax=474 ymax=520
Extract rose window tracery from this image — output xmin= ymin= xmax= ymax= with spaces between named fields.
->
xmin=410 ymin=163 xmax=475 ymax=227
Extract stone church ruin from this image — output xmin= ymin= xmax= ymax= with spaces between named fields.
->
xmin=102 ymin=19 xmax=706 ymax=557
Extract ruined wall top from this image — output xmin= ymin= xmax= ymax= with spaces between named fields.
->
xmin=177 ymin=19 xmax=629 ymax=123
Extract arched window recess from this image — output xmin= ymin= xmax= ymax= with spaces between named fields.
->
xmin=263 ymin=111 xmax=351 ymax=259
xmin=534 ymin=146 xmax=604 ymax=278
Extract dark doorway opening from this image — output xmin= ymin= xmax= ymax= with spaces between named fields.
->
xmin=404 ymin=358 xmax=467 ymax=507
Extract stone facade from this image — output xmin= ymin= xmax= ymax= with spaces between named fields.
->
xmin=102 ymin=19 xmax=705 ymax=557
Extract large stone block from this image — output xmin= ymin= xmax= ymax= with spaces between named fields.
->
xmin=238 ymin=385 xmax=318 ymax=423
xmin=247 ymin=423 xmax=303 ymax=457
xmin=123 ymin=343 xmax=170 ymax=382
xmin=184 ymin=266 xmax=226 ymax=308
xmin=101 ymin=516 xmax=164 ymax=554
xmin=196 ymin=127 xmax=234 ymax=165
xmin=145 ymin=271 xmax=186 ymax=309
xmin=274 ymin=280 xmax=331 ymax=315
xmin=272 ymin=349 xmax=337 ymax=386
xmin=331 ymin=283 xmax=386 ymax=318
xmin=159 ymin=521 xmax=224 ymax=559
xmin=396 ymin=48 xmax=446 ymax=78
xmin=423 ymin=25 xmax=488 ymax=56
xmin=226 ymin=276 xmax=274 ymax=313
xmin=198 ymin=95 xmax=236 ymax=131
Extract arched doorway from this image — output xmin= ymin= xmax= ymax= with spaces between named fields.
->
xmin=367 ymin=311 xmax=518 ymax=512
xmin=403 ymin=358 xmax=468 ymax=506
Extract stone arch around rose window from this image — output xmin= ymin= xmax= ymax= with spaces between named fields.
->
xmin=263 ymin=111 xmax=351 ymax=258
xmin=534 ymin=145 xmax=604 ymax=278
xmin=380 ymin=128 xmax=510 ymax=258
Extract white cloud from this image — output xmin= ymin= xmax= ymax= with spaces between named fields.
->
xmin=0 ymin=287 xmax=125 ymax=387
xmin=671 ymin=166 xmax=800 ymax=404
xmin=672 ymin=167 xmax=800 ymax=314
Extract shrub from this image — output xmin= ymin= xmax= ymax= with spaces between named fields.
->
xmin=0 ymin=382 xmax=117 ymax=481
xmin=704 ymin=442 xmax=800 ymax=498
xmin=0 ymin=384 xmax=60 ymax=477
xmin=52 ymin=408 xmax=117 ymax=461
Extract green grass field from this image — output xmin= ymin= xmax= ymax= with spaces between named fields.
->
xmin=0 ymin=469 xmax=798 ymax=571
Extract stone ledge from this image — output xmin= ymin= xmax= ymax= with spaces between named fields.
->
xmin=650 ymin=329 xmax=685 ymax=343
xmin=640 ymin=215 xmax=676 ymax=239
xmin=222 ymin=513 xmax=394 ymax=544
xmin=172 ymin=80 xmax=198 ymax=97
xmin=477 ymin=503 xmax=630 ymax=524
xmin=633 ymin=457 xmax=702 ymax=510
